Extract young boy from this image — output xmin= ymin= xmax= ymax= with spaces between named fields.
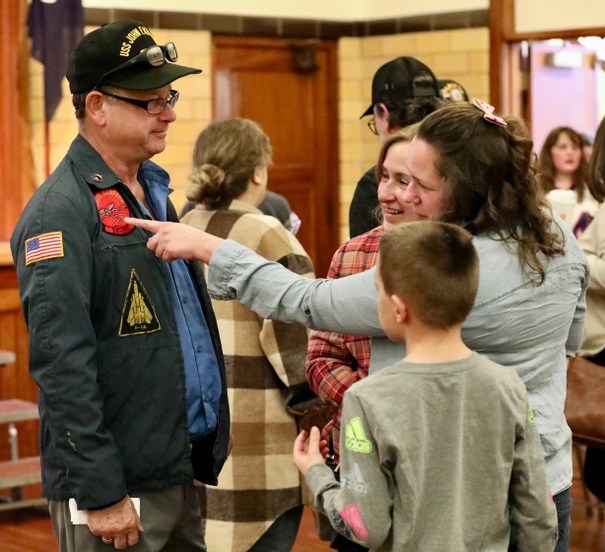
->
xmin=293 ymin=221 xmax=558 ymax=551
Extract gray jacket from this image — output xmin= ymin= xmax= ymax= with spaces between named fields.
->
xmin=208 ymin=219 xmax=588 ymax=495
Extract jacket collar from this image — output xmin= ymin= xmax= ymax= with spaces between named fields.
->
xmin=66 ymin=134 xmax=170 ymax=192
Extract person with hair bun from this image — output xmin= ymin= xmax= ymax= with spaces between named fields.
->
xmin=181 ymin=117 xmax=316 ymax=552
xmin=128 ymin=100 xmax=588 ymax=552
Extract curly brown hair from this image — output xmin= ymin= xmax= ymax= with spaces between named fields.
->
xmin=416 ymin=101 xmax=565 ymax=283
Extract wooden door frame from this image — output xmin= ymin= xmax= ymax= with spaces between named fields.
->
xmin=490 ymin=0 xmax=605 ymax=126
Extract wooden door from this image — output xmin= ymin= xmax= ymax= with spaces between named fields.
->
xmin=213 ymin=36 xmax=339 ymax=278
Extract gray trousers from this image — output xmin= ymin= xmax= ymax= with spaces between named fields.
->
xmin=49 ymin=484 xmax=206 ymax=552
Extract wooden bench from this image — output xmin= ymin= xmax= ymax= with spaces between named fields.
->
xmin=0 ymin=457 xmax=45 ymax=511
xmin=0 ymin=399 xmax=39 ymax=424
xmin=0 ymin=398 xmax=45 ymax=510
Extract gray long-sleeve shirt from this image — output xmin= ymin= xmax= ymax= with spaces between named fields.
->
xmin=305 ymin=353 xmax=558 ymax=551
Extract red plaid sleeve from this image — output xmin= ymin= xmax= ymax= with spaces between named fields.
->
xmin=305 ymin=227 xmax=382 ymax=455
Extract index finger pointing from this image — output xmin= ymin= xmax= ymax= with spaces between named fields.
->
xmin=124 ymin=217 xmax=161 ymax=233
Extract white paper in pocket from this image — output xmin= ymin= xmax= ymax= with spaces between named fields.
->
xmin=68 ymin=497 xmax=140 ymax=525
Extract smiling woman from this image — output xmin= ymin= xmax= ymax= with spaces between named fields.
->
xmin=401 ymin=136 xmax=449 ymax=220
xmin=375 ymin=125 xmax=419 ymax=230
xmin=302 ymin=124 xmax=418 ymax=551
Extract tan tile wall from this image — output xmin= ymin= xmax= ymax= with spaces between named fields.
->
xmin=338 ymin=27 xmax=489 ymax=241
xmin=29 ymin=27 xmax=488 ymax=242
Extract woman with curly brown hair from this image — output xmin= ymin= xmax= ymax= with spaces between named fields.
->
xmin=128 ymin=100 xmax=588 ymax=552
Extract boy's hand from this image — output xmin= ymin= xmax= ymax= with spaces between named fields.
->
xmin=293 ymin=426 xmax=325 ymax=476
xmin=319 ymin=436 xmax=330 ymax=459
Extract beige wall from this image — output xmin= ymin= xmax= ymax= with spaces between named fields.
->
xmin=516 ymin=0 xmax=605 ymax=34
xmin=29 ymin=26 xmax=488 ymax=243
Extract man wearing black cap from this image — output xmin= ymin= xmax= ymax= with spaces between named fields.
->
xmin=348 ymin=56 xmax=442 ymax=238
xmin=11 ymin=21 xmax=229 ymax=551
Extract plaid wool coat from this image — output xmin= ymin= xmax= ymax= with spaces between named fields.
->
xmin=181 ymin=199 xmax=316 ymax=551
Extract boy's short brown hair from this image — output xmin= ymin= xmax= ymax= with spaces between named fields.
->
xmin=378 ymin=221 xmax=479 ymax=328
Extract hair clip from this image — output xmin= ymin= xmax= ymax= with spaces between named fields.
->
xmin=471 ymin=97 xmax=507 ymax=127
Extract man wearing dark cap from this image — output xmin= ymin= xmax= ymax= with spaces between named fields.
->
xmin=348 ymin=56 xmax=442 ymax=238
xmin=11 ymin=21 xmax=229 ymax=551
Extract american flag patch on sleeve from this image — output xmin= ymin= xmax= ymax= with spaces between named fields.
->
xmin=24 ymin=231 xmax=64 ymax=265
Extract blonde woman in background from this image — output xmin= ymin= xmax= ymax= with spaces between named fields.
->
xmin=181 ymin=118 xmax=316 ymax=552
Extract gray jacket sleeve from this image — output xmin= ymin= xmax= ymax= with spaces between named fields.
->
xmin=304 ymin=393 xmax=392 ymax=549
xmin=207 ymin=239 xmax=384 ymax=337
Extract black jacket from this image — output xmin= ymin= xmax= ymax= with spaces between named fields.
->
xmin=348 ymin=166 xmax=381 ymax=238
xmin=11 ymin=135 xmax=230 ymax=509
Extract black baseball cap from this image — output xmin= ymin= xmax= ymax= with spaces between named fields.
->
xmin=67 ymin=20 xmax=201 ymax=94
xmin=360 ymin=56 xmax=440 ymax=118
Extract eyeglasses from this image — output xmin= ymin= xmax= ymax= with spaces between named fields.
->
xmin=100 ymin=89 xmax=179 ymax=114
xmin=367 ymin=117 xmax=378 ymax=136
xmin=95 ymin=42 xmax=179 ymax=89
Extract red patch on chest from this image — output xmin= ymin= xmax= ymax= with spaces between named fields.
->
xmin=94 ymin=189 xmax=134 ymax=235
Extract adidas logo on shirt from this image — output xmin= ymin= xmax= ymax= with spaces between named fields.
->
xmin=341 ymin=462 xmax=369 ymax=495
xmin=345 ymin=417 xmax=372 ymax=453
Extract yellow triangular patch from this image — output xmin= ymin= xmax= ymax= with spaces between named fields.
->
xmin=119 ymin=269 xmax=161 ymax=336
